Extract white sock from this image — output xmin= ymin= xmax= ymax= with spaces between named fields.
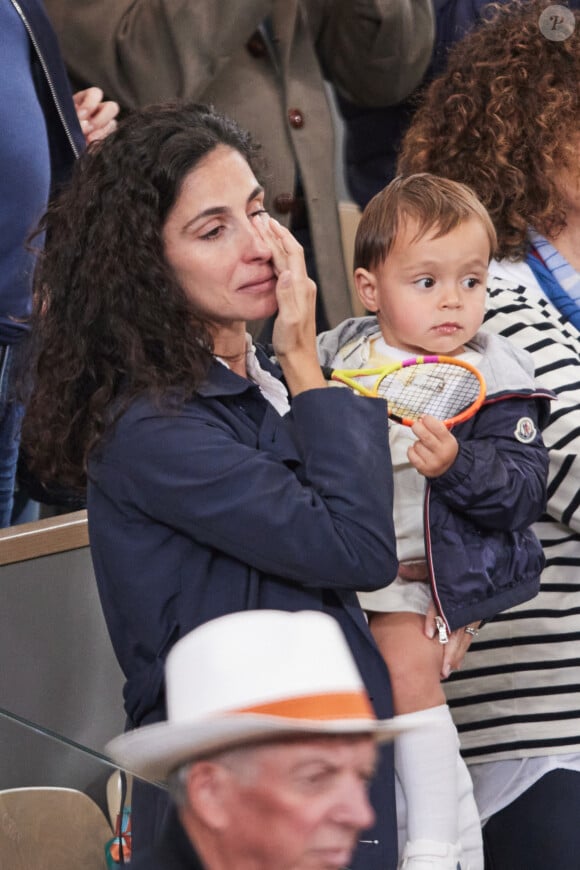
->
xmin=395 ymin=704 xmax=459 ymax=844
xmin=456 ymin=754 xmax=483 ymax=870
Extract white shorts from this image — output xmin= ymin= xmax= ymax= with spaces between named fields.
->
xmin=357 ymin=575 xmax=432 ymax=615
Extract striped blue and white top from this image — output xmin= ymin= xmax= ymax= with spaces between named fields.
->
xmin=445 ymin=265 xmax=580 ymax=819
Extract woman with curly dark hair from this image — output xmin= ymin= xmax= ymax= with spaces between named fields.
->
xmin=398 ymin=2 xmax=580 ymax=867
xmin=22 ymin=102 xmax=401 ymax=868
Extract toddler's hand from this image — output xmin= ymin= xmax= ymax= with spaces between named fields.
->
xmin=407 ymin=414 xmax=458 ymax=478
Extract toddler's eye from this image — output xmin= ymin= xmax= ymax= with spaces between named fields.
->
xmin=415 ymin=277 xmax=435 ymax=289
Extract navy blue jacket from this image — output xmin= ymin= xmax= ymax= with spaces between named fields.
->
xmin=128 ymin=808 xmax=204 ymax=869
xmin=88 ymin=351 xmax=400 ymax=870
xmin=426 ymin=393 xmax=549 ymax=633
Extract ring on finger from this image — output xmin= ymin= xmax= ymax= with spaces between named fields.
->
xmin=464 ymin=626 xmax=479 ymax=637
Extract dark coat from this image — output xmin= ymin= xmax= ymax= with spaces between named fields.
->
xmin=129 ymin=808 xmax=205 ymax=870
xmin=88 ymin=350 xmax=399 ymax=869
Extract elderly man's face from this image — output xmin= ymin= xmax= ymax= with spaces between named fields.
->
xmin=214 ymin=735 xmax=377 ymax=869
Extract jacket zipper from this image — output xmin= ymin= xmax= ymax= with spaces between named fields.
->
xmin=423 ymin=482 xmax=450 ymax=641
xmin=10 ymin=0 xmax=80 ymax=159
xmin=434 ymin=616 xmax=449 ymax=644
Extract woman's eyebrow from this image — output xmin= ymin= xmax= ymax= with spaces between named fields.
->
xmin=248 ymin=184 xmax=265 ymax=202
xmin=184 ymin=206 xmax=229 ymax=231
xmin=183 ymin=186 xmax=265 ymax=231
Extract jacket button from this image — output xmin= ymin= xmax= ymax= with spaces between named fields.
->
xmin=246 ymin=31 xmax=268 ymax=58
xmin=273 ymin=193 xmax=296 ymax=214
xmin=288 ymin=108 xmax=305 ymax=129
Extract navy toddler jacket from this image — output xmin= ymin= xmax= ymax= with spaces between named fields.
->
xmin=318 ymin=318 xmax=553 ymax=634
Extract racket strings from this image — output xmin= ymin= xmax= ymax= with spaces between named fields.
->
xmin=376 ymin=363 xmax=481 ymax=422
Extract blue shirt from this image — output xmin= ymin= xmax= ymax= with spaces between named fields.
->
xmin=0 ymin=0 xmax=51 ymax=342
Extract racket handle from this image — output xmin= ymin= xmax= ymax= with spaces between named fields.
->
xmin=320 ymin=365 xmax=334 ymax=380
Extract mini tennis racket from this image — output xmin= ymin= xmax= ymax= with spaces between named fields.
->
xmin=321 ymin=355 xmax=486 ymax=427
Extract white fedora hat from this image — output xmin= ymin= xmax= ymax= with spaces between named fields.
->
xmin=106 ymin=609 xmax=410 ymax=782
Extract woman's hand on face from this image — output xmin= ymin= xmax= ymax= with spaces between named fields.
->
xmin=253 ymin=217 xmax=326 ymax=395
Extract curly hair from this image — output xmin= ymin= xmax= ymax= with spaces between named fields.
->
xmin=397 ymin=0 xmax=580 ymax=260
xmin=22 ymin=102 xmax=263 ymax=490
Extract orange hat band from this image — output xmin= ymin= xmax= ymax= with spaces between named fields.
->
xmin=237 ymin=691 xmax=376 ymax=721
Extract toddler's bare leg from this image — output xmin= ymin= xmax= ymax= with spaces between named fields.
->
xmin=369 ymin=611 xmax=482 ymax=869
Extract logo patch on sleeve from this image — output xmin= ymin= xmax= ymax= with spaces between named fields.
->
xmin=514 ymin=417 xmax=537 ymax=443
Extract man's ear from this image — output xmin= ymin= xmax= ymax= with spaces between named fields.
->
xmin=354 ymin=268 xmax=379 ymax=312
xmin=183 ymin=761 xmax=232 ymax=830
